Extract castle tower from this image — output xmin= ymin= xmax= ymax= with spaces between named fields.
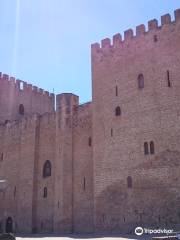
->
xmin=92 ymin=9 xmax=180 ymax=232
xmin=53 ymin=93 xmax=79 ymax=233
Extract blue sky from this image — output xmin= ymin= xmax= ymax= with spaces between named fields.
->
xmin=0 ymin=0 xmax=179 ymax=103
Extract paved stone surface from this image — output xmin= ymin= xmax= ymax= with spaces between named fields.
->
xmin=16 ymin=235 xmax=139 ymax=240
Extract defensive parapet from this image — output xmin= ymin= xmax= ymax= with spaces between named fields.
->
xmin=91 ymin=9 xmax=180 ymax=60
xmin=0 ymin=72 xmax=55 ymax=123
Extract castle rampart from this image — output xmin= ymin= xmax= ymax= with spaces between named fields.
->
xmin=91 ymin=9 xmax=180 ymax=60
xmin=0 ymin=72 xmax=55 ymax=123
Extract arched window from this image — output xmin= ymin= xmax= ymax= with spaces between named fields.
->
xmin=138 ymin=74 xmax=144 ymax=89
xmin=19 ymin=104 xmax=24 ymax=115
xmin=150 ymin=141 xmax=155 ymax=154
xmin=144 ymin=142 xmax=149 ymax=155
xmin=127 ymin=176 xmax=132 ymax=188
xmin=43 ymin=187 xmax=47 ymax=198
xmin=115 ymin=106 xmax=121 ymax=116
xmin=43 ymin=160 xmax=51 ymax=178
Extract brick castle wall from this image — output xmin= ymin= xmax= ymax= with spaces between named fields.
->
xmin=0 ymin=8 xmax=180 ymax=234
xmin=92 ymin=8 xmax=180 ymax=233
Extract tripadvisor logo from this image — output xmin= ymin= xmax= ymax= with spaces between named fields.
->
xmin=135 ymin=226 xmax=174 ymax=236
xmin=135 ymin=227 xmax=144 ymax=236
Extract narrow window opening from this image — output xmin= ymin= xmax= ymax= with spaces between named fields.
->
xmin=115 ymin=106 xmax=121 ymax=116
xmin=123 ymin=217 xmax=126 ymax=222
xmin=14 ymin=187 xmax=16 ymax=199
xmin=20 ymin=82 xmax=24 ymax=90
xmin=19 ymin=104 xmax=24 ymax=115
xmin=154 ymin=35 xmax=158 ymax=42
xmin=138 ymin=74 xmax=144 ymax=89
xmin=43 ymin=187 xmax=47 ymax=198
xmin=58 ymin=201 xmax=60 ymax=208
xmin=111 ymin=128 xmax=113 ymax=137
xmin=167 ymin=70 xmax=171 ymax=87
xmin=127 ymin=176 xmax=132 ymax=188
xmin=88 ymin=137 xmax=92 ymax=147
xmin=115 ymin=86 xmax=118 ymax=96
xmin=83 ymin=177 xmax=86 ymax=191
xmin=144 ymin=142 xmax=149 ymax=155
xmin=150 ymin=141 xmax=155 ymax=154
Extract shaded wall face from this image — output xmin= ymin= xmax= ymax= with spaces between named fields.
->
xmin=0 ymin=117 xmax=38 ymax=233
xmin=92 ymin=15 xmax=180 ymax=231
xmin=72 ymin=103 xmax=94 ymax=233
xmin=0 ymin=113 xmax=56 ymax=234
xmin=35 ymin=114 xmax=56 ymax=233
xmin=53 ymin=93 xmax=80 ymax=234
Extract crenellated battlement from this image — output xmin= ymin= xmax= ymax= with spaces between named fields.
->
xmin=91 ymin=8 xmax=180 ymax=58
xmin=0 ymin=72 xmax=54 ymax=99
xmin=0 ymin=72 xmax=55 ymax=122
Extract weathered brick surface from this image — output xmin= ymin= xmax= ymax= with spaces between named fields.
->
xmin=1 ymin=8 xmax=180 ymax=235
xmin=92 ymin=8 xmax=180 ymax=233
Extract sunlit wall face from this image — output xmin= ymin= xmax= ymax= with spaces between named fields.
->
xmin=0 ymin=0 xmax=179 ymax=103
